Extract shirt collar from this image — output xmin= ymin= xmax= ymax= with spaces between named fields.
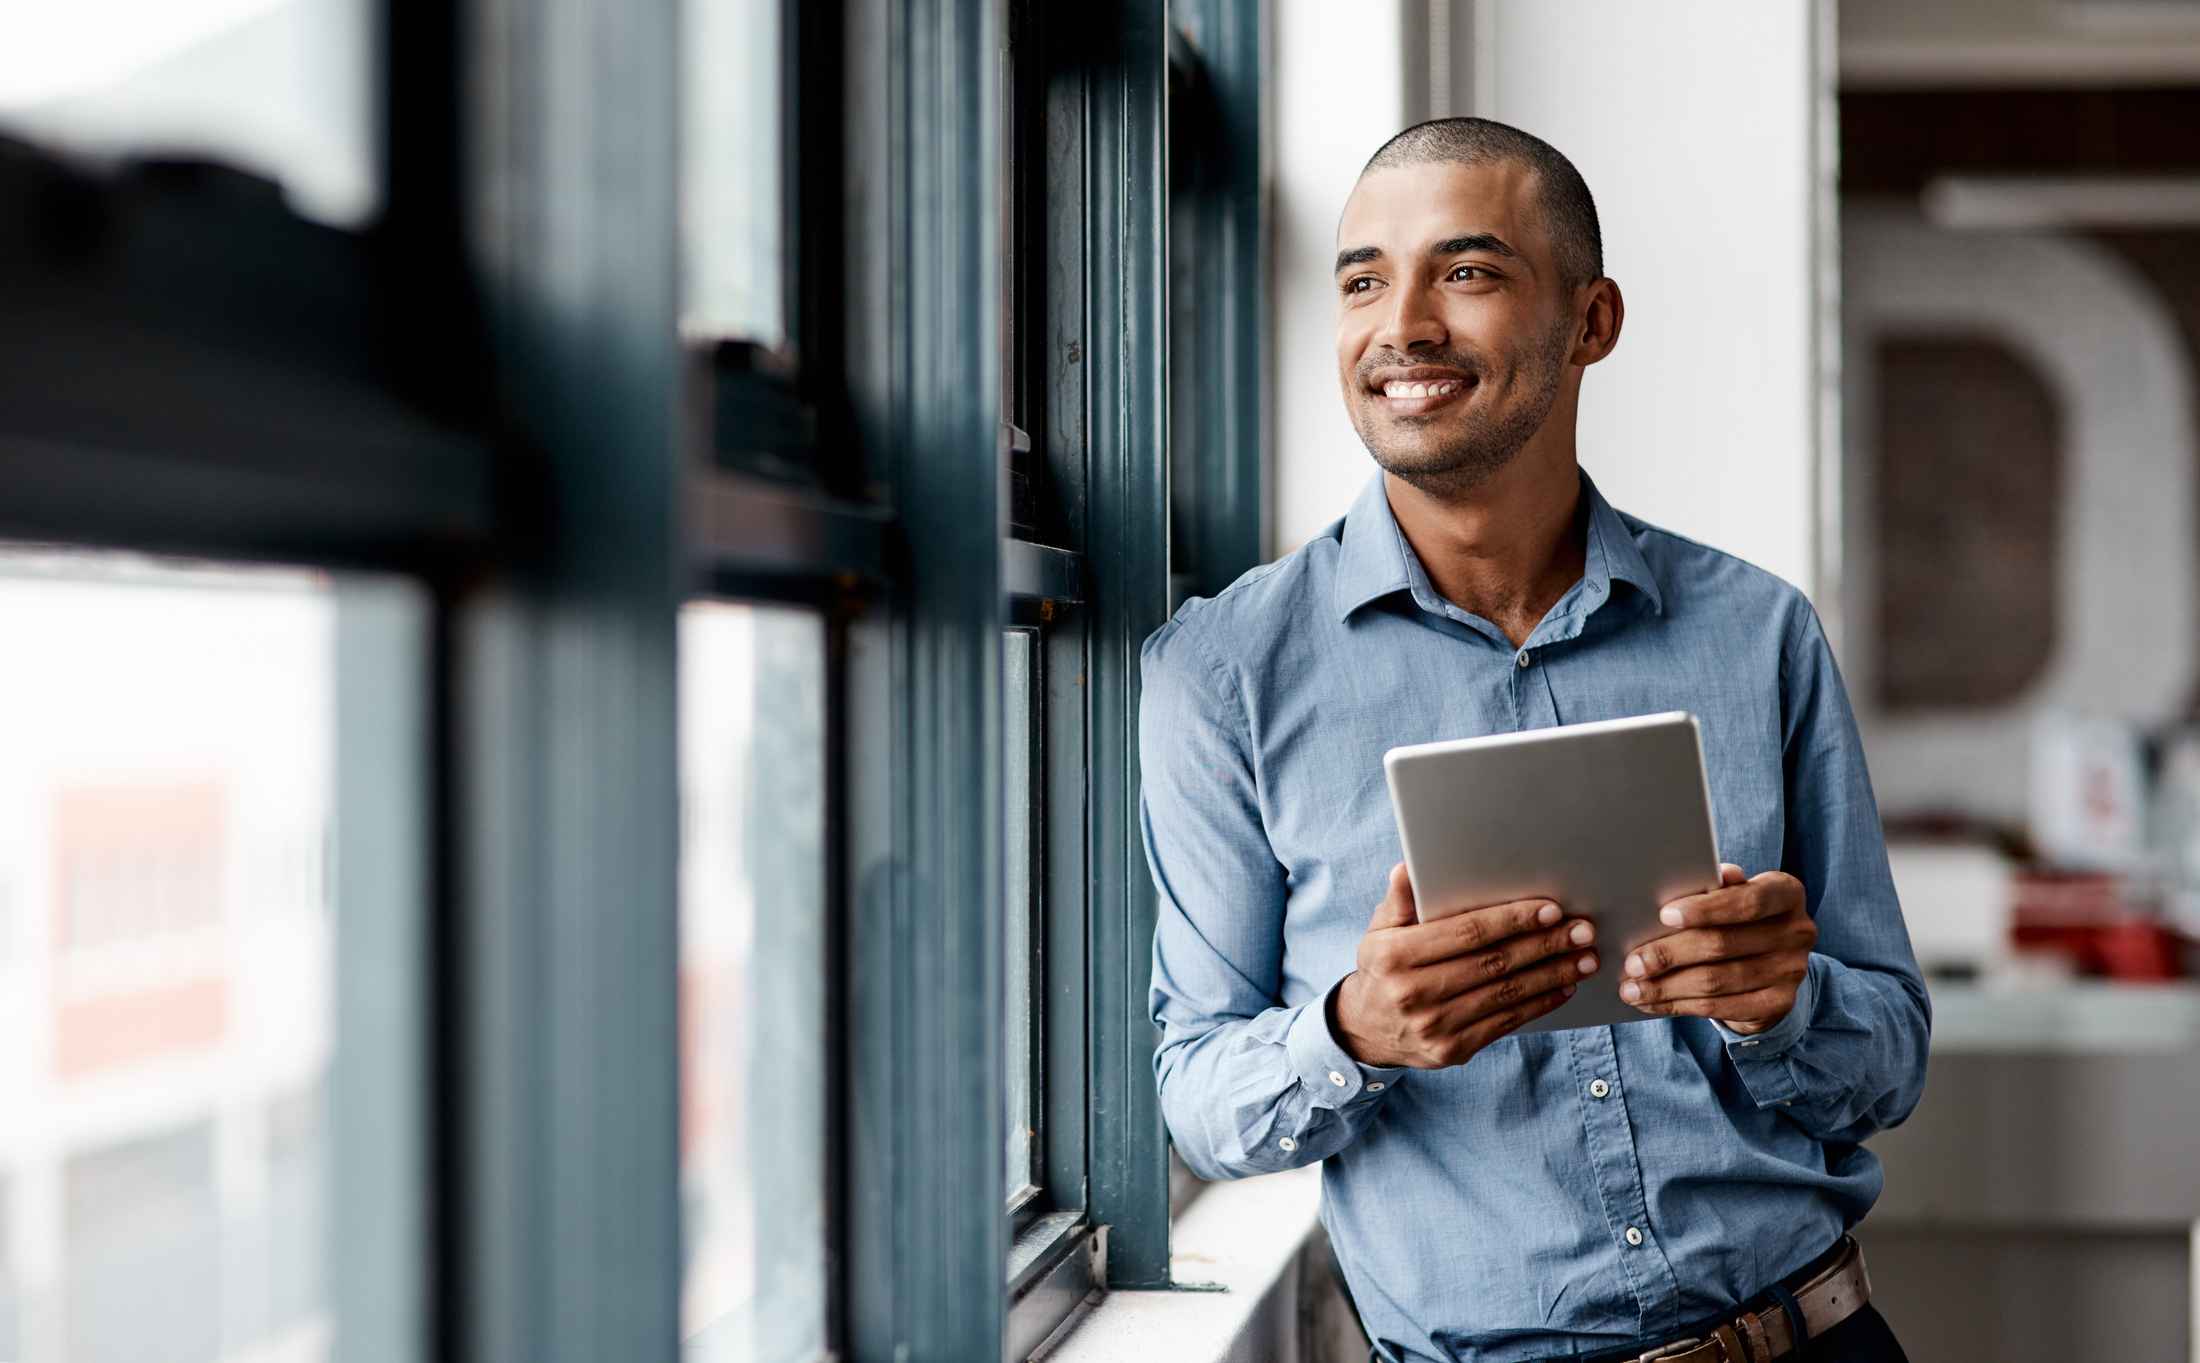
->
xmin=1330 ymin=468 xmax=1665 ymax=623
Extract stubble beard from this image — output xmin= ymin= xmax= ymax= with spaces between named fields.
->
xmin=1353 ymin=320 xmax=1575 ymax=503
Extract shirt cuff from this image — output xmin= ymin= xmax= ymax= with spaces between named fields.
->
xmin=1715 ymin=956 xmax=1821 ymax=1107
xmin=1285 ymin=981 xmax=1408 ymax=1109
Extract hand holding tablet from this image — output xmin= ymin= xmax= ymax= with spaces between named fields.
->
xmin=1380 ymin=712 xmax=1726 ymax=1035
xmin=1326 ymin=862 xmax=1601 ymax=1069
xmin=1618 ymin=859 xmax=1817 ymax=1034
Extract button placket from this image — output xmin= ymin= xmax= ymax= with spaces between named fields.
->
xmin=1565 ymin=1028 xmax=1684 ymax=1336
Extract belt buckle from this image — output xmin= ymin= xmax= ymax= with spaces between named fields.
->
xmin=1635 ymin=1339 xmax=1706 ymax=1362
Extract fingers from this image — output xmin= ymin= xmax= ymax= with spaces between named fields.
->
xmin=1623 ymin=917 xmax=1812 ymax=981
xmin=1411 ymin=918 xmax=1597 ymax=1003
xmin=1366 ymin=862 xmax=1419 ymax=931
xmin=1392 ymin=895 xmax=1566 ymax=967
xmin=1625 ymin=984 xmax=1795 ymax=1025
xmin=1461 ymin=978 xmax=1577 ymax=1049
xmin=1719 ymin=862 xmax=1747 ymax=887
xmin=1658 ymin=870 xmax=1805 ymax=929
xmin=1437 ymin=950 xmax=1599 ymax=1033
xmin=1620 ymin=953 xmax=1807 ymax=1010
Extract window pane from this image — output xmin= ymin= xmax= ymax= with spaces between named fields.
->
xmin=679 ymin=603 xmax=826 ymax=1363
xmin=0 ymin=548 xmax=423 ymax=1363
xmin=680 ymin=0 xmax=783 ymax=344
xmin=1003 ymin=629 xmax=1040 ymax=1204
xmin=0 ymin=0 xmax=377 ymax=226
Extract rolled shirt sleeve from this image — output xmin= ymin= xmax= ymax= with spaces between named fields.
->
xmin=1141 ymin=613 xmax=1402 ymax=1181
xmin=1716 ymin=608 xmax=1932 ymax=1142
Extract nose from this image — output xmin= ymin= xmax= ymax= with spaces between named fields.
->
xmin=1373 ymin=277 xmax=1447 ymax=354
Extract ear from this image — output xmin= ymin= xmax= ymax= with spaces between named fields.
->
xmin=1569 ymin=277 xmax=1624 ymax=367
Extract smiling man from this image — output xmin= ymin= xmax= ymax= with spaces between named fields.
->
xmin=1140 ymin=119 xmax=1929 ymax=1363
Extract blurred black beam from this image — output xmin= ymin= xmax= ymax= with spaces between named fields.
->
xmin=0 ymin=431 xmax=496 ymax=573
xmin=1001 ymin=537 xmax=1083 ymax=605
xmin=0 ymin=139 xmax=502 ymax=575
xmin=689 ymin=468 xmax=892 ymax=592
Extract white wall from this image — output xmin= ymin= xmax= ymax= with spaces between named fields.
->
xmin=1269 ymin=1 xmax=1413 ymax=559
xmin=1269 ymin=1 xmax=1834 ymax=600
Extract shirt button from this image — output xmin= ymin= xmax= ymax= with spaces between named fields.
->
xmin=1328 ymin=1070 xmax=1349 ymax=1087
xmin=1588 ymin=1078 xmax=1611 ymax=1099
xmin=1516 ymin=649 xmax=1532 ymax=668
xmin=1624 ymin=1226 xmax=1644 ymax=1247
xmin=1367 ymin=1081 xmax=1385 ymax=1092
xmin=1278 ymin=1136 xmax=1299 ymax=1153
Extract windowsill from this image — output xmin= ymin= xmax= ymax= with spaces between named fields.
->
xmin=1037 ymin=1163 xmax=1324 ymax=1363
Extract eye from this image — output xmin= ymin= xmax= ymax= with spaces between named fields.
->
xmin=1343 ymin=275 xmax=1382 ymax=297
xmin=1447 ymin=263 xmax=1492 ymax=283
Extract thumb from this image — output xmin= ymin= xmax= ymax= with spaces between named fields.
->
xmin=1368 ymin=862 xmax=1419 ymax=931
xmin=1719 ymin=862 xmax=1747 ymax=887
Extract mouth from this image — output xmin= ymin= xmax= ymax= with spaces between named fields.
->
xmin=1367 ymin=368 xmax=1475 ymax=417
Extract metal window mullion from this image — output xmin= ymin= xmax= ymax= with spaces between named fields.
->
xmin=841 ymin=1 xmax=1009 ymax=1360
xmin=1166 ymin=0 xmax=1268 ymax=601
xmin=455 ymin=0 xmax=686 ymax=1355
xmin=1081 ymin=0 xmax=1175 ymax=1290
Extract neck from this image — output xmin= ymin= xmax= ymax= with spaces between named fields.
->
xmin=1383 ymin=442 xmax=1588 ymax=649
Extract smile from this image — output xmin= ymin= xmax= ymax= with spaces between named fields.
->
xmin=1373 ymin=375 xmax=1473 ymax=415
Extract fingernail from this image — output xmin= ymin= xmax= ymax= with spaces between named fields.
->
xmin=1577 ymin=952 xmax=1598 ymax=975
xmin=1625 ymin=953 xmax=1644 ymax=977
xmin=1562 ymin=984 xmax=1576 ymax=998
xmin=1620 ymin=981 xmax=1642 ymax=1002
xmin=1659 ymin=906 xmax=1684 ymax=927
xmin=1568 ymin=921 xmax=1593 ymax=945
xmin=1536 ymin=902 xmax=1562 ymax=925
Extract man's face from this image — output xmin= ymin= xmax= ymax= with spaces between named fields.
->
xmin=1333 ymin=159 xmax=1581 ymax=496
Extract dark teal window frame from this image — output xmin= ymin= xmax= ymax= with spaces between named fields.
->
xmin=0 ymin=0 xmax=1265 ymax=1360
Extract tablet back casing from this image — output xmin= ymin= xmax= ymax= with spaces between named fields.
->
xmin=1382 ymin=711 xmax=1721 ymax=1033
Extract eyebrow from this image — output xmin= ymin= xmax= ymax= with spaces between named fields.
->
xmin=1333 ymin=232 xmax=1521 ymax=277
xmin=1432 ymin=232 xmax=1519 ymax=260
xmin=1333 ymin=244 xmax=1383 ymax=275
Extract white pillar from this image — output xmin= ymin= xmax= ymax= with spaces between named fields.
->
xmin=1269 ymin=0 xmax=1413 ymax=558
xmin=1465 ymin=0 xmax=1835 ymax=600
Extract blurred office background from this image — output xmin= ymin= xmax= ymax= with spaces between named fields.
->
xmin=2 ymin=1 xmax=2198 ymax=1361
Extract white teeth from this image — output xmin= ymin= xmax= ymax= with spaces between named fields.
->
xmin=1383 ymin=379 xmax=1463 ymax=399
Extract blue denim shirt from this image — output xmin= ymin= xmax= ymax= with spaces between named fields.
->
xmin=1141 ymin=470 xmax=1930 ymax=1363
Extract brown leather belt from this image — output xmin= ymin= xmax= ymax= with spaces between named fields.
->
xmin=1625 ymin=1236 xmax=1870 ymax=1363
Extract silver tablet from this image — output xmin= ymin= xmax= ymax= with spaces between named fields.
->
xmin=1382 ymin=711 xmax=1722 ymax=1033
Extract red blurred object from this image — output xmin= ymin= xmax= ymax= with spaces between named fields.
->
xmin=2009 ymin=870 xmax=2189 ymax=980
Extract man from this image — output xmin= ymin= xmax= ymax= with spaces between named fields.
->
xmin=1140 ymin=118 xmax=1929 ymax=1363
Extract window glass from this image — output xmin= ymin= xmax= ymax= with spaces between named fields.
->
xmin=0 ymin=548 xmax=408 ymax=1363
xmin=679 ymin=602 xmax=826 ymax=1363
xmin=1003 ymin=628 xmax=1040 ymax=1205
xmin=680 ymin=0 xmax=783 ymax=345
xmin=0 ymin=0 xmax=377 ymax=226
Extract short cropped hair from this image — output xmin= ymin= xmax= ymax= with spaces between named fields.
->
xmin=1362 ymin=117 xmax=1603 ymax=287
